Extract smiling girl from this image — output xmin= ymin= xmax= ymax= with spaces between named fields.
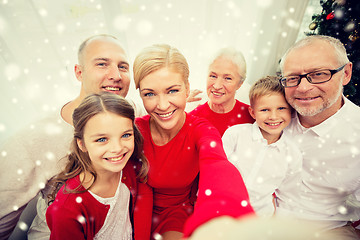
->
xmin=45 ymin=92 xmax=149 ymax=240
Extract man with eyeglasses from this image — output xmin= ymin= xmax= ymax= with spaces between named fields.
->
xmin=274 ymin=35 xmax=360 ymax=239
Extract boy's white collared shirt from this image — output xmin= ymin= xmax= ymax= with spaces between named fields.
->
xmin=222 ymin=122 xmax=302 ymax=218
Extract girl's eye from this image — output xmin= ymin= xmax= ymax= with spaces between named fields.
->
xmin=169 ymin=89 xmax=179 ymax=94
xmin=122 ymin=133 xmax=132 ymax=138
xmin=144 ymin=92 xmax=154 ymax=97
xmin=225 ymin=77 xmax=232 ymax=81
xmin=96 ymin=137 xmax=107 ymax=142
xmin=260 ymin=109 xmax=268 ymax=112
xmin=279 ymin=107 xmax=287 ymax=110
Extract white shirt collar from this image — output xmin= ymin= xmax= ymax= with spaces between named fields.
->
xmin=251 ymin=122 xmax=286 ymax=149
xmin=292 ymin=95 xmax=349 ymax=137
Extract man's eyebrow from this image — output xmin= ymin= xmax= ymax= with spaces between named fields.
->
xmin=93 ymin=57 xmax=109 ymax=62
xmin=121 ymin=61 xmax=130 ymax=66
xmin=92 ymin=58 xmax=129 ymax=66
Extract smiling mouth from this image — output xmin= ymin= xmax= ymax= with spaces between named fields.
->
xmin=105 ymin=154 xmax=125 ymax=162
xmin=266 ymin=122 xmax=282 ymax=127
xmin=103 ymin=86 xmax=121 ymax=91
xmin=157 ymin=110 xmax=176 ymax=118
xmin=212 ymin=91 xmax=224 ymax=96
xmin=296 ymin=96 xmax=318 ymax=101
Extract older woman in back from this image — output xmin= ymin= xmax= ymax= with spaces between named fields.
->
xmin=190 ymin=48 xmax=254 ymax=136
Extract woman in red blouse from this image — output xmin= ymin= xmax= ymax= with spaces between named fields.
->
xmin=190 ymin=47 xmax=254 ymax=136
xmin=133 ymin=44 xmax=254 ymax=240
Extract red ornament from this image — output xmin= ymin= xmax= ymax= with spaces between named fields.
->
xmin=326 ymin=11 xmax=335 ymax=20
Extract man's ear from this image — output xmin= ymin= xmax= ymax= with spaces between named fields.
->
xmin=342 ymin=62 xmax=352 ymax=86
xmin=77 ymin=139 xmax=87 ymax=152
xmin=75 ymin=64 xmax=83 ymax=83
xmin=248 ymin=106 xmax=256 ymax=120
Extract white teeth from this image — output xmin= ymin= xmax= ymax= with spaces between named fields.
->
xmin=267 ymin=123 xmax=281 ymax=126
xmin=159 ymin=111 xmax=173 ymax=118
xmin=212 ymin=92 xmax=223 ymax=96
xmin=107 ymin=155 xmax=123 ymax=162
xmin=105 ymin=87 xmax=120 ymax=91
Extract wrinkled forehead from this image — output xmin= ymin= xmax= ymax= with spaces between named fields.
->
xmin=287 ymin=40 xmax=336 ymax=60
xmin=284 ymin=41 xmax=338 ymax=71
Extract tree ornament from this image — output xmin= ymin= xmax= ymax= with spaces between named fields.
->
xmin=326 ymin=11 xmax=335 ymax=20
xmin=349 ymin=32 xmax=359 ymax=42
xmin=309 ymin=22 xmax=318 ymax=30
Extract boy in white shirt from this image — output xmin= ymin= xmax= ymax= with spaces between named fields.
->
xmin=222 ymin=76 xmax=302 ymax=217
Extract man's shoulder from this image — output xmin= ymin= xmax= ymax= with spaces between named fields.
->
xmin=344 ymin=97 xmax=360 ymax=118
xmin=3 ymin=111 xmax=72 ymax=144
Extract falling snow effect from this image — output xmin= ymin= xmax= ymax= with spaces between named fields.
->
xmin=241 ymin=200 xmax=248 ymax=207
xmin=45 ymin=152 xmax=56 ymax=161
xmin=38 ymin=182 xmax=45 ymax=189
xmin=153 ymin=233 xmax=163 ymax=240
xmin=4 ymin=63 xmax=21 ymax=81
xmin=210 ymin=141 xmax=216 ymax=148
xmin=18 ymin=221 xmax=28 ymax=231
xmin=0 ymin=0 xmax=308 ymax=148
xmin=77 ymin=215 xmax=86 ymax=224
xmin=205 ymin=189 xmax=212 ymax=196
xmin=2 ymin=2 xmax=358 ymax=239
xmin=76 ymin=196 xmax=83 ymax=203
xmin=338 ymin=205 xmax=348 ymax=215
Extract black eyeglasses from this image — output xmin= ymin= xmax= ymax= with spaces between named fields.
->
xmin=280 ymin=63 xmax=347 ymax=88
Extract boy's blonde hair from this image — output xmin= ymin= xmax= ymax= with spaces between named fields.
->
xmin=249 ymin=76 xmax=284 ymax=107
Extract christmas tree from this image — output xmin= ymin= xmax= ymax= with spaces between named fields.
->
xmin=307 ymin=0 xmax=360 ymax=106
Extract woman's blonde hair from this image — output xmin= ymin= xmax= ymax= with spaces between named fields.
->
xmin=133 ymin=44 xmax=189 ymax=89
xmin=47 ymin=92 xmax=148 ymax=204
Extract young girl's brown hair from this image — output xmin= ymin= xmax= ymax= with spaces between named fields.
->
xmin=47 ymin=92 xmax=148 ymax=204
